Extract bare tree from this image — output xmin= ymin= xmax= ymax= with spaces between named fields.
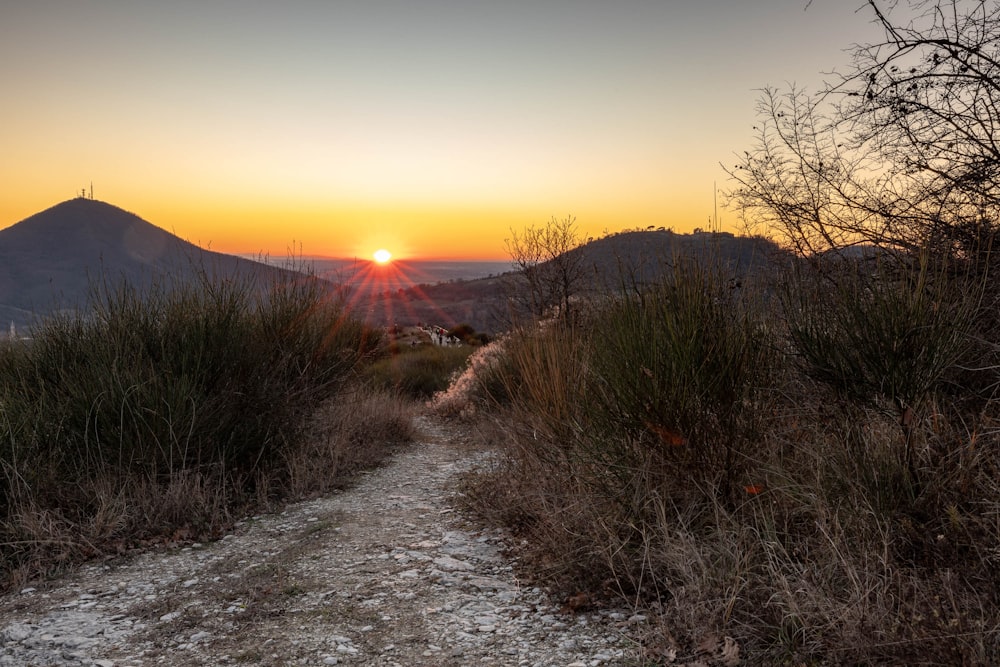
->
xmin=728 ymin=0 xmax=1000 ymax=266
xmin=504 ymin=215 xmax=587 ymax=324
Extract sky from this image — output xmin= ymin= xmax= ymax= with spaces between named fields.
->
xmin=1 ymin=1 xmax=885 ymax=260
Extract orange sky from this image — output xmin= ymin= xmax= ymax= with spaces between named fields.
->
xmin=1 ymin=2 xmax=882 ymax=260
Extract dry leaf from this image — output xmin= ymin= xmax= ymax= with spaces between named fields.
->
xmin=560 ymin=591 xmax=590 ymax=614
xmin=901 ymin=405 xmax=914 ymax=428
xmin=718 ymin=636 xmax=740 ymax=666
xmin=645 ymin=421 xmax=689 ymax=446
xmin=643 ymin=646 xmax=677 ymax=665
xmin=695 ymin=632 xmax=721 ymax=655
xmin=651 ymin=645 xmax=678 ymax=663
xmin=693 ymin=632 xmax=740 ymax=666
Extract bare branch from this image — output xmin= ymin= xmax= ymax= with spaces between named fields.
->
xmin=727 ymin=0 xmax=1000 ymax=266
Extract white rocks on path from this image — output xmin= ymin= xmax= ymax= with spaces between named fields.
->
xmin=0 ymin=414 xmax=643 ymax=666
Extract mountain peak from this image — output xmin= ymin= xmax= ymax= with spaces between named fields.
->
xmin=8 ymin=197 xmax=164 ymax=237
xmin=1 ymin=198 xmax=205 ymax=271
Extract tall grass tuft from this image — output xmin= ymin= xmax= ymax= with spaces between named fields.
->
xmin=0 ymin=265 xmax=396 ymax=586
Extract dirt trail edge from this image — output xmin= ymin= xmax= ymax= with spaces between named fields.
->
xmin=0 ymin=413 xmax=645 ymax=667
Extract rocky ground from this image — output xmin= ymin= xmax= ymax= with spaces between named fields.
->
xmin=0 ymin=414 xmax=654 ymax=667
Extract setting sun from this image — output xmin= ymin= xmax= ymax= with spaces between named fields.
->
xmin=373 ymin=249 xmax=392 ymax=265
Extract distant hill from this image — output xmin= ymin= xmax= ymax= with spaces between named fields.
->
xmin=364 ymin=229 xmax=790 ymax=334
xmin=569 ymin=228 xmax=787 ymax=289
xmin=0 ymin=198 xmax=298 ymax=333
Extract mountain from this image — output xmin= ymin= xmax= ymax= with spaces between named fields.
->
xmin=0 ymin=198 xmax=296 ymax=333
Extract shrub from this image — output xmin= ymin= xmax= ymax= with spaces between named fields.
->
xmin=586 ymin=258 xmax=775 ymax=502
xmin=0 ymin=265 xmax=394 ymax=586
xmin=459 ymin=261 xmax=776 ymax=592
xmin=780 ymin=252 xmax=978 ymax=479
xmin=286 ymin=386 xmax=415 ymax=498
xmin=428 ymin=336 xmax=513 ymax=417
xmin=6 ymin=272 xmax=374 ymax=480
xmin=456 ymin=253 xmax=1000 ymax=664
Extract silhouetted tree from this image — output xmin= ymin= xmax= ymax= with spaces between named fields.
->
xmin=728 ymin=0 xmax=1000 ymax=267
xmin=504 ymin=215 xmax=586 ymax=324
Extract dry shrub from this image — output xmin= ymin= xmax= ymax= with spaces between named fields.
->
xmin=429 ymin=336 xmax=512 ymax=418
xmin=717 ymin=383 xmax=1000 ymax=665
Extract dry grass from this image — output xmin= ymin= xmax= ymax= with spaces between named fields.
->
xmin=455 ymin=258 xmax=1000 ymax=664
xmin=0 ymin=386 xmax=414 ymax=591
xmin=286 ymin=387 xmax=416 ymax=498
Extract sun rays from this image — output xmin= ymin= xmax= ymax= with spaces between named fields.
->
xmin=321 ymin=257 xmax=458 ymax=331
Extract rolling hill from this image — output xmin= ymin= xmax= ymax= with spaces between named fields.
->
xmin=364 ymin=228 xmax=790 ymax=334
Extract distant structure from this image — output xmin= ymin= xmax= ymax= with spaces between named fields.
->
xmin=423 ymin=325 xmax=460 ymax=347
xmin=78 ymin=183 xmax=95 ymax=200
xmin=712 ymin=180 xmax=720 ymax=233
xmin=6 ymin=321 xmax=31 ymax=342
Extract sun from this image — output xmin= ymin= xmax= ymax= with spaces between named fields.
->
xmin=373 ymin=248 xmax=392 ymax=265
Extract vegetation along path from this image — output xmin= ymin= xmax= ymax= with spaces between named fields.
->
xmin=0 ymin=412 xmax=651 ymax=667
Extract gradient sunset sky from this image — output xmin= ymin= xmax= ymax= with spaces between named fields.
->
xmin=1 ymin=1 xmax=882 ymax=260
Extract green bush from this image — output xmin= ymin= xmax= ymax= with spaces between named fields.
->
xmin=781 ymin=253 xmax=978 ymax=479
xmin=7 ymin=273 xmax=375 ymax=480
xmin=587 ymin=258 xmax=775 ymax=502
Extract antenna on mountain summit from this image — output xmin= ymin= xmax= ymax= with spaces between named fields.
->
xmin=712 ymin=180 xmax=720 ymax=233
xmin=89 ymin=182 xmax=93 ymax=199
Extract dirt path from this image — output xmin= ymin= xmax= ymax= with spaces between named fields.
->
xmin=0 ymin=414 xmax=644 ymax=666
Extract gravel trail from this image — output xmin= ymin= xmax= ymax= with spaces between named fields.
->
xmin=0 ymin=414 xmax=644 ymax=667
